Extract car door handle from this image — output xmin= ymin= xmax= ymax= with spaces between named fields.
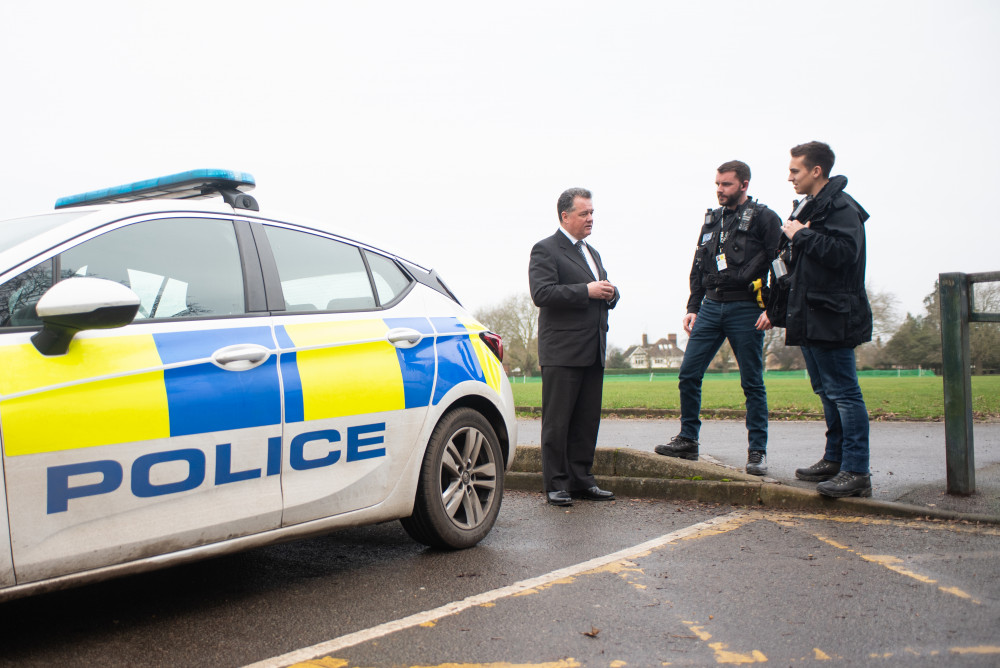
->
xmin=386 ymin=327 xmax=423 ymax=349
xmin=211 ymin=343 xmax=272 ymax=371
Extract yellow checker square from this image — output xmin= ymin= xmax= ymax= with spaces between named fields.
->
xmin=284 ymin=320 xmax=405 ymax=419
xmin=0 ymin=337 xmax=170 ymax=455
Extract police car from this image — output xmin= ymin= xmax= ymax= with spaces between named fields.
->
xmin=0 ymin=169 xmax=516 ymax=601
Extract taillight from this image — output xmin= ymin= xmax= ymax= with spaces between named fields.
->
xmin=479 ymin=331 xmax=504 ymax=362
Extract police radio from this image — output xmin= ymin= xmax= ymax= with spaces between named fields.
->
xmin=773 ymin=197 xmax=812 ymax=279
xmin=789 ymin=196 xmax=812 ymax=221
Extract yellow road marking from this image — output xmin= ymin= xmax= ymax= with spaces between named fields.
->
xmin=766 ymin=512 xmax=1000 ymax=537
xmin=951 ymin=646 xmax=1000 ymax=655
xmin=244 ymin=512 xmax=749 ymax=668
xmin=679 ymin=621 xmax=767 ymax=664
xmin=813 ymin=535 xmax=982 ymax=604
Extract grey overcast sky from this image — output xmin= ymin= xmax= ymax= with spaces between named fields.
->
xmin=2 ymin=1 xmax=998 ymax=350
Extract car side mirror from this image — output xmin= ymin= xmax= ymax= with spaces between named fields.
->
xmin=31 ymin=277 xmax=141 ymax=356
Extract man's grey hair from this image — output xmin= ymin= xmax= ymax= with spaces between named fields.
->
xmin=557 ymin=187 xmax=592 ymax=222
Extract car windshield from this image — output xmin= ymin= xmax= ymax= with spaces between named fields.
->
xmin=0 ymin=212 xmax=86 ymax=253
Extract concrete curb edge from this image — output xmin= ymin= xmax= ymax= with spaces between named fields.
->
xmin=508 ymin=445 xmax=1000 ymax=524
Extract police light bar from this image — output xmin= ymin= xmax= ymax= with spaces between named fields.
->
xmin=54 ymin=168 xmax=258 ymax=211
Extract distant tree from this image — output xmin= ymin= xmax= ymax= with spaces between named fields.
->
xmin=882 ymin=282 xmax=942 ymax=372
xmin=606 ymin=345 xmax=628 ymax=369
xmin=857 ymin=284 xmax=900 ymax=369
xmin=709 ymin=341 xmax=735 ymax=372
xmin=767 ymin=336 xmax=806 ymax=370
xmin=971 ymin=282 xmax=1000 ymax=374
xmin=474 ymin=293 xmax=539 ymax=375
xmin=868 ymin=283 xmax=901 ymax=342
xmin=882 ymin=312 xmax=941 ymax=371
xmin=762 ymin=326 xmax=784 ymax=364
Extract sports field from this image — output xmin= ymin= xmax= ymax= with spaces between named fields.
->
xmin=508 ymin=372 xmax=1000 ymax=420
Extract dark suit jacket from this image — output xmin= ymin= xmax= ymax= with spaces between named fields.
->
xmin=529 ymin=230 xmax=620 ymax=367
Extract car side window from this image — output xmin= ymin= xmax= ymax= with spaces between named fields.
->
xmin=364 ymin=250 xmax=412 ymax=306
xmin=0 ymin=260 xmax=54 ymax=327
xmin=0 ymin=217 xmax=245 ymax=327
xmin=264 ymin=225 xmax=377 ymax=312
xmin=60 ymin=218 xmax=245 ymax=319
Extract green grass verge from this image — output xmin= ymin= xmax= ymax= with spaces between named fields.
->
xmin=509 ymin=375 xmax=1000 ymax=420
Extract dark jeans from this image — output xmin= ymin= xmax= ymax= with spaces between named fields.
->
xmin=678 ymin=298 xmax=767 ymax=452
xmin=801 ymin=345 xmax=870 ymax=474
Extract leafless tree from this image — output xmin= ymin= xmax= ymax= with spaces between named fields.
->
xmin=474 ymin=293 xmax=540 ymax=375
xmin=867 ymin=283 xmax=900 ymax=342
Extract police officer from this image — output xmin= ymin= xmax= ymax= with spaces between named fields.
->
xmin=655 ymin=160 xmax=782 ymax=475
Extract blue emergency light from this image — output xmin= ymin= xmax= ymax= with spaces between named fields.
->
xmin=55 ymin=168 xmax=258 ymax=211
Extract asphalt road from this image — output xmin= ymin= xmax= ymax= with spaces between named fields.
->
xmin=1 ymin=490 xmax=998 ymax=667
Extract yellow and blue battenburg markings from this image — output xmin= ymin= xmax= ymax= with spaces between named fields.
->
xmin=0 ymin=326 xmax=282 ymax=456
xmin=431 ymin=316 xmax=504 ymax=402
xmin=154 ymin=327 xmax=281 ymax=435
xmin=0 ymin=316 xmax=502 ymax=457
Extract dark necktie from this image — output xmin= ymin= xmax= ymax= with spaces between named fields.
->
xmin=576 ymin=241 xmax=595 ymax=277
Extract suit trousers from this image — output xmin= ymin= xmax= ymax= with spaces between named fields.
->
xmin=540 ymin=359 xmax=604 ymax=492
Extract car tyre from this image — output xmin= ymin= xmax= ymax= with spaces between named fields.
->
xmin=401 ymin=407 xmax=504 ymax=549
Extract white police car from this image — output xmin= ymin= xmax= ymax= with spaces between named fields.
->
xmin=0 ymin=169 xmax=516 ymax=601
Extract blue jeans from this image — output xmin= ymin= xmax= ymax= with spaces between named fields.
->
xmin=801 ymin=345 xmax=870 ymax=474
xmin=678 ymin=299 xmax=767 ymax=452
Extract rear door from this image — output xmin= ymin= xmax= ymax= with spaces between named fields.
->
xmin=255 ymin=223 xmax=436 ymax=525
xmin=0 ymin=216 xmax=283 ymax=583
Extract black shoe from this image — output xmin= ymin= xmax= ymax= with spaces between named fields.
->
xmin=746 ymin=451 xmax=767 ymax=476
xmin=795 ymin=458 xmax=840 ymax=482
xmin=546 ymin=490 xmax=573 ymax=506
xmin=654 ymin=435 xmax=699 ymax=460
xmin=571 ymin=486 xmax=615 ymax=501
xmin=816 ymin=471 xmax=872 ymax=498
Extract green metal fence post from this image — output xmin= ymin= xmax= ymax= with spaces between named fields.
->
xmin=938 ymin=272 xmax=975 ymax=495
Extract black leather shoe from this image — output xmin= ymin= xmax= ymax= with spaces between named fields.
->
xmin=816 ymin=471 xmax=872 ymax=498
xmin=571 ymin=486 xmax=615 ymax=501
xmin=546 ymin=490 xmax=573 ymax=506
xmin=654 ymin=435 xmax=699 ymax=460
xmin=795 ymin=458 xmax=840 ymax=481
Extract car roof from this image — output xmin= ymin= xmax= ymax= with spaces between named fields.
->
xmin=1 ymin=190 xmax=428 ymax=278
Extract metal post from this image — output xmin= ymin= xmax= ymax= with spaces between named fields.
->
xmin=938 ymin=273 xmax=975 ymax=495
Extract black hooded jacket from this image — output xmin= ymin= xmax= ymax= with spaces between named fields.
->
xmin=778 ymin=175 xmax=873 ymax=348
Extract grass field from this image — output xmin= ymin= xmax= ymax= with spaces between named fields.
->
xmin=508 ymin=374 xmax=1000 ymax=420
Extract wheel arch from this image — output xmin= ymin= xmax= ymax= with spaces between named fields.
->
xmin=439 ymin=394 xmax=511 ymax=468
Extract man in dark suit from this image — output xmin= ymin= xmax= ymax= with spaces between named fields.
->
xmin=529 ymin=188 xmax=620 ymax=506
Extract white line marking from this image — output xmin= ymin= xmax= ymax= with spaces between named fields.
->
xmin=243 ymin=510 xmax=747 ymax=668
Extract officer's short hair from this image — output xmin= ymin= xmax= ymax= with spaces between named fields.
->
xmin=557 ymin=188 xmax=592 ymax=222
xmin=790 ymin=141 xmax=836 ymax=178
xmin=717 ymin=160 xmax=750 ymax=184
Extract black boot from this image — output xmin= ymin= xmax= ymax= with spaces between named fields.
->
xmin=795 ymin=458 xmax=840 ymax=482
xmin=654 ymin=435 xmax=699 ymax=460
xmin=816 ymin=471 xmax=872 ymax=498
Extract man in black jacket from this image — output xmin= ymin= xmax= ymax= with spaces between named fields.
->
xmin=529 ymin=188 xmax=620 ymax=506
xmin=774 ymin=141 xmax=873 ymax=498
xmin=655 ymin=161 xmax=782 ymax=475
